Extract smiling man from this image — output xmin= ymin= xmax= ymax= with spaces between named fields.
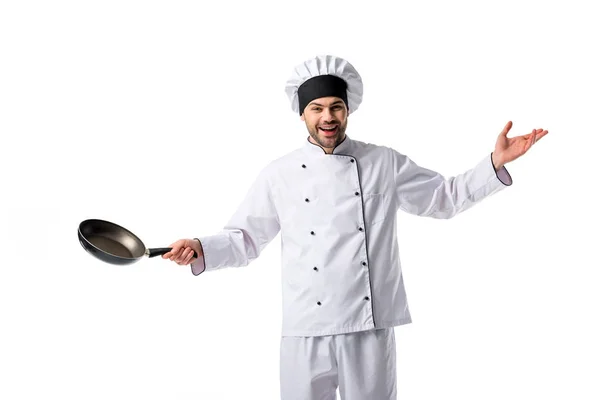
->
xmin=163 ymin=54 xmax=548 ymax=400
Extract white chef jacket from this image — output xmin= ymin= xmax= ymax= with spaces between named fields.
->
xmin=190 ymin=134 xmax=512 ymax=337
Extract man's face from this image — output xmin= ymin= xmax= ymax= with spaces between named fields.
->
xmin=301 ymin=96 xmax=348 ymax=151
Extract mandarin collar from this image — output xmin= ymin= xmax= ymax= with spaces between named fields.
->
xmin=303 ymin=134 xmax=353 ymax=156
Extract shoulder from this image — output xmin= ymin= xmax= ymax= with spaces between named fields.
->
xmin=256 ymin=148 xmax=304 ymax=182
xmin=265 ymin=148 xmax=304 ymax=170
xmin=352 ymin=137 xmax=408 ymax=162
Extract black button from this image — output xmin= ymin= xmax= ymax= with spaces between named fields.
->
xmin=362 ymin=261 xmax=367 ymax=266
xmin=364 ymin=296 xmax=369 ymax=301
xmin=358 ymin=227 xmax=363 ymax=231
xmin=311 ymin=231 xmax=315 ymax=235
xmin=313 ymin=267 xmax=318 ymax=271
xmin=305 ymin=198 xmax=309 ymax=202
xmin=350 ymin=159 xmax=355 ymax=163
xmin=355 ymin=192 xmax=359 ymax=196
xmin=302 ymin=164 xmax=306 ymax=168
xmin=317 ymin=301 xmax=322 ymax=306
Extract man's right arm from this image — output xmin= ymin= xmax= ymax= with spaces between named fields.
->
xmin=189 ymin=165 xmax=281 ymax=276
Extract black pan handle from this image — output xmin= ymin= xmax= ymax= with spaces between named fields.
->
xmin=147 ymin=248 xmax=199 ymax=259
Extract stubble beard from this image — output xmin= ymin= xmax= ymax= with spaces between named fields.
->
xmin=307 ymin=120 xmax=347 ymax=150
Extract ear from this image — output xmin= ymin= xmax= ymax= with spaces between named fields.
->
xmin=300 ymin=113 xmax=305 ymax=122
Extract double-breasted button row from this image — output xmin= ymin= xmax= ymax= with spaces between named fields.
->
xmin=303 ymin=188 xmax=364 ymax=232
xmin=304 ymin=191 xmax=359 ymax=203
xmin=311 ymin=261 xmax=367 ymax=269
xmin=302 ymin=158 xmax=368 ymax=308
xmin=312 ymin=262 xmax=370 ymax=306
xmin=301 ymin=158 xmax=355 ymax=169
xmin=316 ymin=296 xmax=370 ymax=306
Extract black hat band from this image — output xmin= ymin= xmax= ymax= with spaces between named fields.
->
xmin=297 ymin=74 xmax=348 ymax=116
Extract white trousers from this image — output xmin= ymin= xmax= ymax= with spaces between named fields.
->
xmin=279 ymin=327 xmax=397 ymax=400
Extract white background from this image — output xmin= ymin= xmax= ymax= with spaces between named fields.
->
xmin=1 ymin=0 xmax=598 ymax=399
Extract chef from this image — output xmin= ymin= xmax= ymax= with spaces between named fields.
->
xmin=163 ymin=54 xmax=548 ymax=399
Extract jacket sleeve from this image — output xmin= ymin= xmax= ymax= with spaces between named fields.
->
xmin=189 ymin=165 xmax=281 ymax=276
xmin=391 ymin=148 xmax=512 ymax=219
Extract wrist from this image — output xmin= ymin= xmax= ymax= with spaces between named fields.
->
xmin=491 ymin=152 xmax=504 ymax=171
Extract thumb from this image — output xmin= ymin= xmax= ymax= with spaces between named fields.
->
xmin=499 ymin=121 xmax=512 ymax=137
xmin=163 ymin=240 xmax=183 ymax=259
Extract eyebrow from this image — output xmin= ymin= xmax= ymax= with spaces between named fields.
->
xmin=308 ymin=101 xmax=344 ymax=107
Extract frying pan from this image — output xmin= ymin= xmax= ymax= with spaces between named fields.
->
xmin=78 ymin=219 xmax=197 ymax=265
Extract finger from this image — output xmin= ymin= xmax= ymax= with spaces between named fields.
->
xmin=526 ymin=132 xmax=536 ymax=150
xmin=522 ymin=130 xmax=534 ymax=140
xmin=172 ymin=248 xmax=184 ymax=263
xmin=162 ymin=247 xmax=177 ymax=259
xmin=500 ymin=121 xmax=512 ymax=137
xmin=170 ymin=247 xmax=183 ymax=261
xmin=184 ymin=247 xmax=195 ymax=262
xmin=184 ymin=250 xmax=195 ymax=264
xmin=176 ymin=247 xmax=191 ymax=264
xmin=535 ymin=129 xmax=548 ymax=142
xmin=169 ymin=243 xmax=183 ymax=255
xmin=178 ymin=249 xmax=193 ymax=265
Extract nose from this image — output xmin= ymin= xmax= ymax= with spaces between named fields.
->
xmin=321 ymin=107 xmax=335 ymax=122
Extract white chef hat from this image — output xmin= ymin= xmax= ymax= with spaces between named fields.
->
xmin=285 ymin=54 xmax=364 ymax=116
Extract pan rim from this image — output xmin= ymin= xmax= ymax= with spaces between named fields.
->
xmin=78 ymin=218 xmax=146 ymax=260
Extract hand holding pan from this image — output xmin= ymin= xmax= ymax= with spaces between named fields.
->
xmin=78 ymin=219 xmax=198 ymax=265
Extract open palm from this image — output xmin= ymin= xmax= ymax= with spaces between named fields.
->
xmin=494 ymin=121 xmax=548 ymax=166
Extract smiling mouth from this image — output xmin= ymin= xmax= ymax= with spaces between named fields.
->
xmin=319 ymin=126 xmax=338 ymax=135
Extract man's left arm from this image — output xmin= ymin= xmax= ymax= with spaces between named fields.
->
xmin=391 ymin=122 xmax=548 ymax=219
xmin=390 ymin=148 xmax=512 ymax=219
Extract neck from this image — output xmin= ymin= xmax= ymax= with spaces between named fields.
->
xmin=309 ymin=133 xmax=346 ymax=154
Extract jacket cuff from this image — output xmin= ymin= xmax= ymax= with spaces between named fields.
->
xmin=490 ymin=152 xmax=513 ymax=186
xmin=190 ymin=238 xmax=206 ymax=276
